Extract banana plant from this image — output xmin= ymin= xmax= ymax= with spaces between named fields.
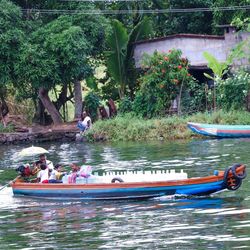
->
xmin=106 ymin=18 xmax=153 ymax=99
xmin=203 ymin=51 xmax=232 ymax=111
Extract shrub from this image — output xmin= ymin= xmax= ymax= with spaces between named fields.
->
xmin=118 ymin=96 xmax=133 ymax=114
xmin=84 ymin=92 xmax=100 ymax=121
xmin=217 ymin=71 xmax=250 ymax=110
xmin=0 ymin=123 xmax=15 ymax=133
xmin=134 ymin=49 xmax=195 ymax=117
xmin=181 ymin=80 xmax=207 ymax=114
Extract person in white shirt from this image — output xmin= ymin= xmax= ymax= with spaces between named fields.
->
xmin=49 ymin=164 xmax=65 ymax=183
xmin=37 ymin=164 xmax=49 ymax=183
xmin=39 ymin=154 xmax=54 ymax=171
xmin=77 ymin=111 xmax=92 ymax=133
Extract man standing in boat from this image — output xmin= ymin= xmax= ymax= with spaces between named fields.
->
xmin=39 ymin=154 xmax=54 ymax=171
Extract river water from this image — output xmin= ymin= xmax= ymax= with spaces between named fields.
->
xmin=0 ymin=139 xmax=249 ymax=249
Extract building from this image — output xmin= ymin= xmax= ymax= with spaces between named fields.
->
xmin=133 ymin=26 xmax=250 ymax=83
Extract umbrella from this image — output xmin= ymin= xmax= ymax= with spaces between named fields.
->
xmin=18 ymin=146 xmax=49 ymax=158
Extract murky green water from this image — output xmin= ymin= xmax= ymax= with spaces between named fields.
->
xmin=0 ymin=139 xmax=250 ymax=249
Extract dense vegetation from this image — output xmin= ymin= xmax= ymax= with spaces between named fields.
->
xmin=86 ymin=110 xmax=250 ymax=141
xmin=0 ymin=0 xmax=249 ymax=136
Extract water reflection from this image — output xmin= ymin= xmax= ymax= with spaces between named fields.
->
xmin=0 ymin=139 xmax=250 ymax=249
xmin=0 ymin=190 xmax=250 ymax=249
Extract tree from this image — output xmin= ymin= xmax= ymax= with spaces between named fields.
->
xmin=165 ymin=0 xmax=214 ymax=35
xmin=13 ymin=3 xmax=108 ymax=124
xmin=101 ymin=0 xmax=214 ymax=36
xmin=34 ymin=16 xmax=92 ymax=121
xmin=105 ymin=18 xmax=153 ymax=99
xmin=0 ymin=0 xmax=23 ymax=109
xmin=213 ymin=0 xmax=250 ymax=28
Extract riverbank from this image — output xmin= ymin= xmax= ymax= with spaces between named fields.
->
xmin=0 ymin=123 xmax=79 ymax=144
xmin=85 ymin=110 xmax=250 ymax=141
xmin=1 ymin=110 xmax=250 ymax=144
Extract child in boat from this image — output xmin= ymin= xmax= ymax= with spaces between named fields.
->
xmin=37 ymin=164 xmax=49 ymax=183
xmin=32 ymin=160 xmax=42 ymax=175
xmin=67 ymin=163 xmax=81 ymax=183
xmin=48 ymin=164 xmax=65 ymax=183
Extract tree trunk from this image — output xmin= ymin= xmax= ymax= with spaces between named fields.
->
xmin=213 ymin=85 xmax=216 ymax=112
xmin=33 ymin=99 xmax=46 ymax=125
xmin=74 ymin=80 xmax=83 ymax=119
xmin=247 ymin=91 xmax=250 ymax=112
xmin=177 ymin=75 xmax=186 ymax=116
xmin=54 ymin=83 xmax=68 ymax=111
xmin=38 ymin=87 xmax=63 ymax=125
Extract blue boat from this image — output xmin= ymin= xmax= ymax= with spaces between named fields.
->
xmin=11 ymin=164 xmax=246 ymax=200
xmin=187 ymin=122 xmax=250 ymax=138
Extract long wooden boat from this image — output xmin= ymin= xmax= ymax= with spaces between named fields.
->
xmin=11 ymin=164 xmax=246 ymax=200
xmin=187 ymin=122 xmax=250 ymax=138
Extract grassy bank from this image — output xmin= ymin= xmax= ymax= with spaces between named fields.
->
xmin=0 ymin=124 xmax=15 ymax=133
xmin=86 ymin=110 xmax=250 ymax=142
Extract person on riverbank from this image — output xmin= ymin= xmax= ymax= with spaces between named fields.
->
xmin=77 ymin=111 xmax=92 ymax=134
xmin=107 ymin=99 xmax=117 ymax=117
xmin=99 ymin=105 xmax=109 ymax=119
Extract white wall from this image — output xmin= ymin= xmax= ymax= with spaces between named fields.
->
xmin=133 ymin=33 xmax=249 ymax=69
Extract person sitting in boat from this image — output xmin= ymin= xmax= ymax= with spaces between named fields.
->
xmin=48 ymin=164 xmax=66 ymax=183
xmin=80 ymin=157 xmax=92 ymax=177
xmin=77 ymin=111 xmax=92 ymax=134
xmin=78 ymin=165 xmax=92 ymax=179
xmin=67 ymin=163 xmax=81 ymax=183
xmin=32 ymin=160 xmax=42 ymax=175
xmin=15 ymin=164 xmax=33 ymax=182
xmin=39 ymin=154 xmax=54 ymax=171
xmin=16 ymin=161 xmax=43 ymax=182
xmin=36 ymin=164 xmax=49 ymax=183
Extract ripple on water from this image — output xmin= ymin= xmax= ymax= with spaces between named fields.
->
xmin=0 ymin=139 xmax=249 ymax=249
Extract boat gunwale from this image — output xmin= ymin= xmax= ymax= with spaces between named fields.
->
xmin=187 ymin=122 xmax=250 ymax=130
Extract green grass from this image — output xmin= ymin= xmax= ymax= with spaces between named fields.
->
xmin=0 ymin=169 xmax=17 ymax=185
xmin=85 ymin=110 xmax=250 ymax=142
xmin=0 ymin=124 xmax=15 ymax=133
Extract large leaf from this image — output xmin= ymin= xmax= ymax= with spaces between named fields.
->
xmin=128 ymin=17 xmax=153 ymax=48
xmin=203 ymin=51 xmax=228 ymax=78
xmin=106 ymin=20 xmax=129 ymax=97
xmin=126 ymin=17 xmax=153 ymax=65
xmin=203 ymin=72 xmax=214 ymax=81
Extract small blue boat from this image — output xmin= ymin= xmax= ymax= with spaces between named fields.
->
xmin=187 ymin=122 xmax=250 ymax=138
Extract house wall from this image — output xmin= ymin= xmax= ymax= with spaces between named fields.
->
xmin=133 ymin=32 xmax=250 ymax=69
xmin=226 ymin=31 xmax=250 ymax=70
